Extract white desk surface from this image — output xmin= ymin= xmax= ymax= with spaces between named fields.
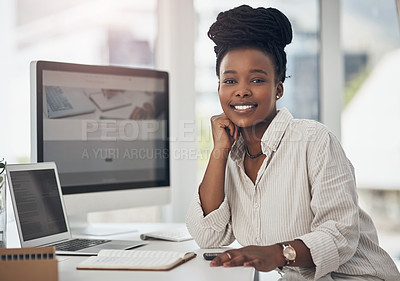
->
xmin=6 ymin=221 xmax=282 ymax=281
xmin=7 ymin=222 xmax=399 ymax=281
xmin=61 ymin=223 xmax=257 ymax=281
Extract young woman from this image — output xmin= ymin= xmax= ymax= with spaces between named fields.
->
xmin=186 ymin=5 xmax=400 ymax=280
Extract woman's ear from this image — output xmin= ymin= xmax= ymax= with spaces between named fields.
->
xmin=275 ymin=82 xmax=284 ymax=100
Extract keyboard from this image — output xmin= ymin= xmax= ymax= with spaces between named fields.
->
xmin=52 ymin=238 xmax=111 ymax=251
xmin=45 ymin=86 xmax=73 ymax=112
xmin=140 ymin=228 xmax=193 ymax=242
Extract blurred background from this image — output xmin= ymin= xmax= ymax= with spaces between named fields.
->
xmin=0 ymin=0 xmax=399 ymax=272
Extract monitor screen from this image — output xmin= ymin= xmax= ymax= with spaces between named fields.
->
xmin=31 ymin=61 xmax=170 ymax=199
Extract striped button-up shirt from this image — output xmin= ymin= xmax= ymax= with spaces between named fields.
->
xmin=186 ymin=108 xmax=400 ymax=281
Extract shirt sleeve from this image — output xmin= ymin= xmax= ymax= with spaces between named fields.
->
xmin=296 ymin=127 xmax=360 ymax=280
xmin=185 ymin=191 xmax=235 ymax=248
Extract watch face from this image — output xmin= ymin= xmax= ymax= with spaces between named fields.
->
xmin=283 ymin=246 xmax=296 ymax=260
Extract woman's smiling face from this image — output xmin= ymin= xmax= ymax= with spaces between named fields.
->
xmin=218 ymin=48 xmax=283 ymax=129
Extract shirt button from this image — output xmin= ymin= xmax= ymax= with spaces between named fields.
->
xmin=254 ymin=203 xmax=259 ymax=209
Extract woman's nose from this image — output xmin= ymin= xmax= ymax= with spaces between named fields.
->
xmin=235 ymin=88 xmax=251 ymax=97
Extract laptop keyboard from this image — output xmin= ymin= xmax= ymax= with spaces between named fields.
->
xmin=53 ymin=238 xmax=111 ymax=251
xmin=45 ymin=86 xmax=73 ymax=112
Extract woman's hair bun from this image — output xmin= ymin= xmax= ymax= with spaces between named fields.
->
xmin=208 ymin=5 xmax=293 ymax=82
xmin=208 ymin=5 xmax=293 ymax=50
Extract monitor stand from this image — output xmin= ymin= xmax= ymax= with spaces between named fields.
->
xmin=72 ymin=225 xmax=138 ymax=236
xmin=67 ymin=213 xmax=138 ymax=236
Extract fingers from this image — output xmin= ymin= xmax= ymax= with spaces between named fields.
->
xmin=210 ymin=114 xmax=239 ymax=144
xmin=211 ymin=114 xmax=232 ymax=131
xmin=225 ymin=122 xmax=235 ymax=138
xmin=243 ymin=259 xmax=261 ymax=268
xmin=209 ymin=249 xmax=260 ymax=269
xmin=233 ymin=124 xmax=240 ymax=141
xmin=130 ymin=107 xmax=146 ymax=120
xmin=210 ymin=250 xmax=247 ymax=267
xmin=142 ymin=103 xmax=155 ymax=118
xmin=211 ymin=114 xmax=240 ymax=140
xmin=223 ymin=255 xmax=246 ymax=267
xmin=209 ymin=246 xmax=279 ymax=272
xmin=210 ymin=251 xmax=234 ymax=267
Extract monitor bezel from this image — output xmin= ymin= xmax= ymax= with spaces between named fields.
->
xmin=31 ymin=60 xmax=170 ymax=196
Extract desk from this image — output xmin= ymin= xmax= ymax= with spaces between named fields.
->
xmin=6 ymin=222 xmax=253 ymax=281
xmin=7 ymin=222 xmax=285 ymax=281
xmin=58 ymin=247 xmax=253 ymax=281
xmin=62 ymin=223 xmax=255 ymax=281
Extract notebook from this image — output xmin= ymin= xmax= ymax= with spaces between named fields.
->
xmin=89 ymin=91 xmax=132 ymax=112
xmin=6 ymin=162 xmax=146 ymax=255
xmin=77 ymin=249 xmax=196 ymax=271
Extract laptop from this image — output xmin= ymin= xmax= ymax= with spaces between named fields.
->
xmin=45 ymin=85 xmax=96 ymax=118
xmin=6 ymin=162 xmax=146 ymax=255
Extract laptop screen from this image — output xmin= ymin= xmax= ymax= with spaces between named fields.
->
xmin=9 ymin=169 xmax=68 ymax=241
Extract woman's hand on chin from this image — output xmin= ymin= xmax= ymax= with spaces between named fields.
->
xmin=210 ymin=113 xmax=240 ymax=151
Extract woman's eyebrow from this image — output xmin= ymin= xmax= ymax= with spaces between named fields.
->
xmin=222 ymin=70 xmax=237 ymax=75
xmin=250 ymin=69 xmax=268 ymax=75
xmin=222 ymin=69 xmax=268 ymax=75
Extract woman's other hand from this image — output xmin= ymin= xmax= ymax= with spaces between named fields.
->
xmin=210 ymin=245 xmax=284 ymax=272
xmin=210 ymin=113 xmax=240 ymax=151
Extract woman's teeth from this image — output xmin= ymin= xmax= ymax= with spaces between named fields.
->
xmin=234 ymin=105 xmax=254 ymax=110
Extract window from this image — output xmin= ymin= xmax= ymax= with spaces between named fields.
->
xmin=0 ymin=0 xmax=160 ymax=222
xmin=341 ymin=0 xmax=400 ymax=250
xmin=0 ymin=0 xmax=157 ymax=164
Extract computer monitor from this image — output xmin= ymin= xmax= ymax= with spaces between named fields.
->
xmin=30 ymin=60 xmax=170 ymax=232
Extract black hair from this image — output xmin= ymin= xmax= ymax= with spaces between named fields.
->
xmin=208 ymin=5 xmax=293 ymax=83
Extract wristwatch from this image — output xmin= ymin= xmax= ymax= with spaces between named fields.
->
xmin=279 ymin=243 xmax=296 ymax=266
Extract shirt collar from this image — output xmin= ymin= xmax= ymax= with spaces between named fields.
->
xmin=261 ymin=107 xmax=293 ymax=152
xmin=230 ymin=108 xmax=293 ymax=162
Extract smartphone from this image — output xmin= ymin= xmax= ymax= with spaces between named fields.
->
xmin=203 ymin=252 xmax=223 ymax=260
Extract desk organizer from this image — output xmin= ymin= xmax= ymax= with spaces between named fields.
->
xmin=0 ymin=246 xmax=58 ymax=281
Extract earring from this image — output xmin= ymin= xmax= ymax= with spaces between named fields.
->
xmin=276 ymin=95 xmax=279 ymax=99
